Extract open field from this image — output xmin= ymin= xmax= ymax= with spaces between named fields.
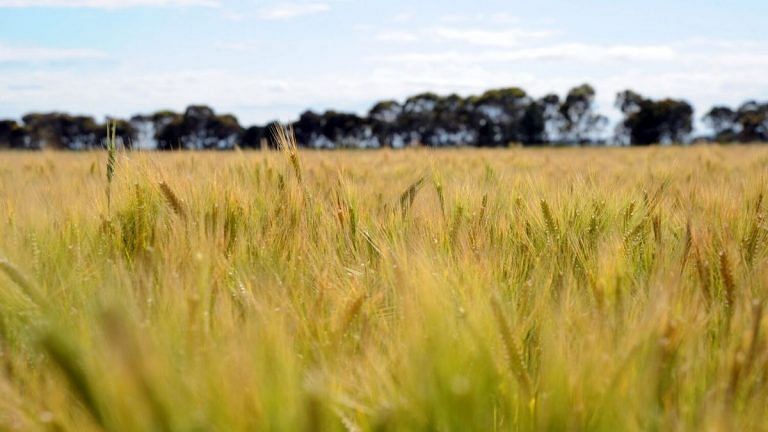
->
xmin=1 ymin=145 xmax=768 ymax=431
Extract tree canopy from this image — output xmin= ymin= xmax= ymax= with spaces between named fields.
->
xmin=615 ymin=91 xmax=693 ymax=145
xmin=704 ymin=101 xmax=768 ymax=143
xmin=1 ymin=84 xmax=766 ymax=150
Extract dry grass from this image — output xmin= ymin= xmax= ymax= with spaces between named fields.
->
xmin=0 ymin=144 xmax=767 ymax=430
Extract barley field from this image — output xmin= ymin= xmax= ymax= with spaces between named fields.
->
xmin=1 ymin=143 xmax=767 ymax=431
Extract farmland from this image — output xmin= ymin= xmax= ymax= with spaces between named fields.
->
xmin=0 ymin=144 xmax=767 ymax=431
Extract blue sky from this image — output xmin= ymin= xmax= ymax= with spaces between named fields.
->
xmin=1 ymin=0 xmax=767 ymax=129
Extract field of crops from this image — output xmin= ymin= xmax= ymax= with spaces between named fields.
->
xmin=1 ymin=142 xmax=767 ymax=431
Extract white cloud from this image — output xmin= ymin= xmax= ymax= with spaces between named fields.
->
xmin=0 ymin=59 xmax=765 ymax=131
xmin=0 ymin=43 xmax=107 ymax=63
xmin=214 ymin=41 xmax=262 ymax=52
xmin=0 ymin=0 xmax=218 ymax=7
xmin=366 ymin=37 xmax=768 ymax=131
xmin=375 ymin=26 xmax=554 ymax=48
xmin=439 ymin=12 xmax=520 ymax=25
xmin=0 ymin=33 xmax=766 ymax=133
xmin=372 ymin=43 xmax=678 ymax=64
xmin=256 ymin=2 xmax=329 ymax=20
xmin=391 ymin=12 xmax=413 ymax=23
xmin=428 ymin=27 xmax=554 ymax=47
xmin=375 ymin=31 xmax=419 ymax=43
xmin=0 ymin=68 xmax=388 ymax=124
xmin=221 ymin=9 xmax=247 ymax=21
xmin=487 ymin=12 xmax=520 ymax=24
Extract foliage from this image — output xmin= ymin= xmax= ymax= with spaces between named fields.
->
xmin=560 ymin=84 xmax=607 ymax=144
xmin=616 ymin=91 xmax=694 ymax=145
xmin=3 ymin=87 xmax=768 ymax=149
xmin=704 ymin=101 xmax=768 ymax=143
xmin=151 ymin=105 xmax=243 ymax=150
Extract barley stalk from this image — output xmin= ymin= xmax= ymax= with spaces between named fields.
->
xmin=490 ymin=295 xmax=534 ymax=398
xmin=540 ymin=199 xmax=558 ymax=239
xmin=159 ymin=181 xmax=186 ymax=219
xmin=400 ymin=176 xmax=425 ymax=218
xmin=40 ymin=331 xmax=108 ymax=429
xmin=273 ymin=124 xmax=303 ymax=184
xmin=0 ymin=256 xmax=45 ymax=307
xmin=105 ymin=120 xmax=117 ymax=215
xmin=719 ymin=250 xmax=736 ymax=310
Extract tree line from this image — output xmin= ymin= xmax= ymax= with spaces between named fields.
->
xmin=1 ymin=84 xmax=766 ymax=150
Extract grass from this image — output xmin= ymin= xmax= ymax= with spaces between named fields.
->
xmin=0 ymin=142 xmax=767 ymax=430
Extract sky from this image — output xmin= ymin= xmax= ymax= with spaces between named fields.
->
xmin=1 ymin=0 xmax=767 ymax=131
